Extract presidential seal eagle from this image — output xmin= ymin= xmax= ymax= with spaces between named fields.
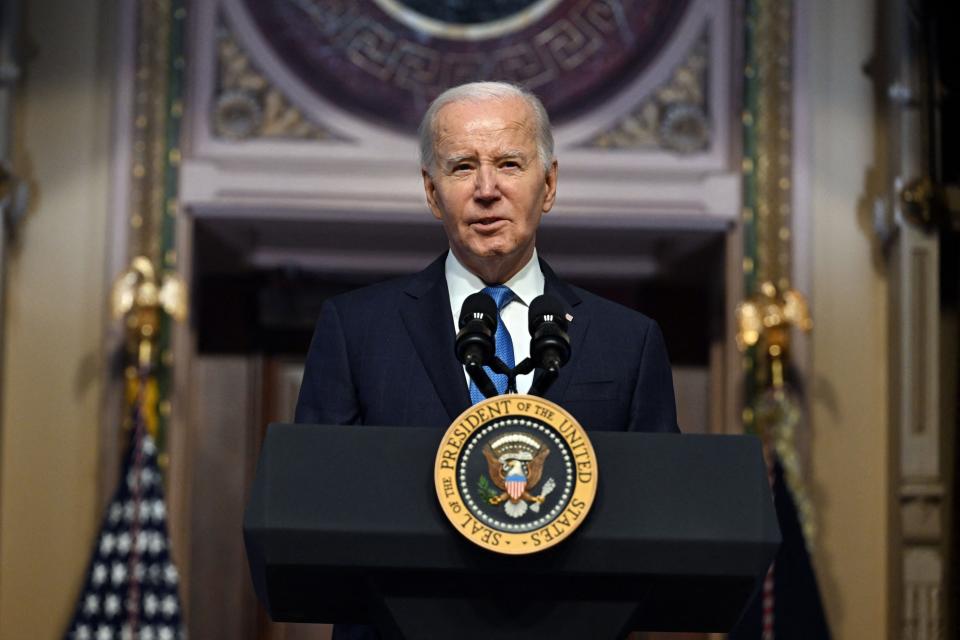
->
xmin=481 ymin=432 xmax=553 ymax=518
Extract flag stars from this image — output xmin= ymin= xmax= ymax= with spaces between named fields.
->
xmin=144 ymin=593 xmax=159 ymax=617
xmin=126 ymin=466 xmax=157 ymax=490
xmin=136 ymin=532 xmax=149 ymax=554
xmin=111 ymin=561 xmax=127 ymax=586
xmin=151 ymin=500 xmax=166 ymax=523
xmin=149 ymin=533 xmax=166 ymax=556
xmin=99 ymin=534 xmax=116 ymax=556
xmin=109 ymin=503 xmax=124 ymax=524
xmin=83 ymin=594 xmax=100 ymax=616
xmin=116 ymin=532 xmax=132 ymax=555
xmin=161 ymin=595 xmax=178 ymax=618
xmin=67 ymin=432 xmax=182 ymax=640
xmin=104 ymin=593 xmax=121 ymax=617
xmin=92 ymin=563 xmax=108 ymax=587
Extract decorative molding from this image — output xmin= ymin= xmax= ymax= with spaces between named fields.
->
xmin=879 ymin=0 xmax=947 ymax=634
xmin=741 ymin=0 xmax=797 ymax=429
xmin=115 ymin=0 xmax=193 ymax=617
xmin=739 ymin=1 xmax=832 ymax=635
xmin=125 ymin=0 xmax=187 ymax=460
xmin=213 ymin=17 xmax=349 ymax=142
xmin=129 ymin=0 xmax=174 ymax=267
xmin=578 ymin=29 xmax=709 ymax=152
xmin=902 ymin=546 xmax=944 ymax=639
xmin=893 ymin=226 xmax=945 ymax=639
xmin=183 ymin=0 xmax=738 ymax=225
xmin=257 ymin=0 xmax=689 ymax=129
xmin=370 ymin=0 xmax=564 ymax=41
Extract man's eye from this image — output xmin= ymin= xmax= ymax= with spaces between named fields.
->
xmin=501 ymin=161 xmax=520 ymax=169
xmin=453 ymin=164 xmax=472 ymax=172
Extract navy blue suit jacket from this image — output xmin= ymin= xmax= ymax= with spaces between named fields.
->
xmin=294 ymin=254 xmax=678 ymax=639
xmin=295 ymin=254 xmax=679 ymax=433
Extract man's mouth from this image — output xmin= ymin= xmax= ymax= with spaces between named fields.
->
xmin=470 ymin=216 xmax=508 ymax=232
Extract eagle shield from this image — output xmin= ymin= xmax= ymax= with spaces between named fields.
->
xmin=481 ymin=433 xmax=551 ymax=518
xmin=505 ymin=463 xmax=527 ymax=501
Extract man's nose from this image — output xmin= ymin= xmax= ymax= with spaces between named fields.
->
xmin=474 ymin=164 xmax=500 ymax=202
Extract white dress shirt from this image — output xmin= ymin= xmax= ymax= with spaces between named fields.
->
xmin=445 ymin=249 xmax=545 ymax=395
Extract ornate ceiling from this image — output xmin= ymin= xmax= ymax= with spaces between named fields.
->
xmin=183 ymin=0 xmax=736 ymax=227
xmin=242 ymin=0 xmax=689 ymax=130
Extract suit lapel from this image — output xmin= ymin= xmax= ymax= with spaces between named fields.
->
xmin=397 ymin=254 xmax=584 ymax=419
xmin=399 ymin=254 xmax=472 ymax=421
xmin=539 ymin=258 xmax=589 ymax=404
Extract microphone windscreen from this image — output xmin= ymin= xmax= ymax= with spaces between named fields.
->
xmin=528 ymin=294 xmax=568 ymax=333
xmin=459 ymin=291 xmax=498 ymax=330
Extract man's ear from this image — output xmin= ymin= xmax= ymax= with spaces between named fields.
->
xmin=422 ymin=168 xmax=444 ymax=221
xmin=541 ymin=159 xmax=558 ymax=214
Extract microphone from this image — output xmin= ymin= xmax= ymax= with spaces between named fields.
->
xmin=456 ymin=292 xmax=497 ymax=366
xmin=528 ymin=294 xmax=571 ymax=373
xmin=456 ymin=292 xmax=499 ymax=399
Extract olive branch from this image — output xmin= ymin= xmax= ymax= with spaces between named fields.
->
xmin=477 ymin=475 xmax=499 ymax=503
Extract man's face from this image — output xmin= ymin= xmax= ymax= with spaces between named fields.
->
xmin=422 ymin=96 xmax=558 ymax=281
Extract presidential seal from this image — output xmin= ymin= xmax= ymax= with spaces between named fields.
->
xmin=434 ymin=394 xmax=597 ymax=554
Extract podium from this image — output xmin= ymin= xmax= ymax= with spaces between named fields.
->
xmin=244 ymin=424 xmax=780 ymax=639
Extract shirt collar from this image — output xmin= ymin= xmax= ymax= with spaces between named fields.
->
xmin=445 ymin=249 xmax=545 ymax=315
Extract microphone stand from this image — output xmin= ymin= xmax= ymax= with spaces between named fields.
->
xmin=465 ymin=360 xmax=499 ymax=399
xmin=527 ymin=367 xmax=558 ymax=397
xmin=477 ymin=357 xmax=556 ymax=399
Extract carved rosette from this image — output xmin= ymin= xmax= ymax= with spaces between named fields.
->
xmin=214 ymin=19 xmax=349 ymax=141
xmin=579 ymin=30 xmax=710 ymax=152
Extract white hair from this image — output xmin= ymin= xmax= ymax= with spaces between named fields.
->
xmin=417 ymin=81 xmax=554 ymax=176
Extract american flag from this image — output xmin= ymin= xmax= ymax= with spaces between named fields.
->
xmin=728 ymin=461 xmax=831 ymax=640
xmin=64 ymin=420 xmax=185 ymax=640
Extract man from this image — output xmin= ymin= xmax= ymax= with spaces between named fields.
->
xmin=295 ymin=81 xmax=678 ymax=434
xmin=294 ymin=81 xmax=678 ymax=640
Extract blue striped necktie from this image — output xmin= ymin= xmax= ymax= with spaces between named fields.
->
xmin=469 ymin=284 xmax=516 ymax=404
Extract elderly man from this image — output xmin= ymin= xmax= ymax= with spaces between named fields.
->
xmin=295 ymin=81 xmax=678 ymax=432
xmin=295 ymin=81 xmax=678 ymax=640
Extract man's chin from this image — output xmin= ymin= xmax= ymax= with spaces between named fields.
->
xmin=464 ymin=245 xmax=513 ymax=260
xmin=454 ymin=243 xmax=534 ymax=282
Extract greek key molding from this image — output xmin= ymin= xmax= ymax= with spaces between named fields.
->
xmin=293 ymin=0 xmax=623 ymax=93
